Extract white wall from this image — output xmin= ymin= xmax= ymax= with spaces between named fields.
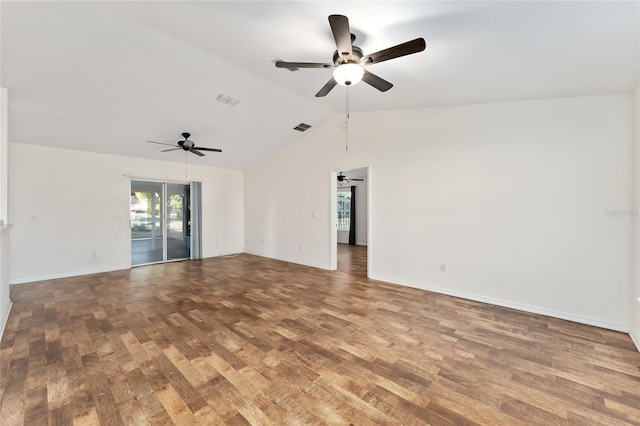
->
xmin=632 ymin=86 xmax=640 ymax=350
xmin=0 ymin=88 xmax=11 ymax=338
xmin=9 ymin=143 xmax=244 ymax=284
xmin=245 ymin=94 xmax=633 ymax=331
xmin=337 ymin=178 xmax=368 ymax=246
xmin=0 ymin=89 xmax=7 ymax=222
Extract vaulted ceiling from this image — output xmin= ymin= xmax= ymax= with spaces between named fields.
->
xmin=2 ymin=1 xmax=638 ymax=169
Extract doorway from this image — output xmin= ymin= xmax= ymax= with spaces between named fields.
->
xmin=332 ymin=167 xmax=369 ymax=276
xmin=130 ymin=180 xmax=191 ymax=266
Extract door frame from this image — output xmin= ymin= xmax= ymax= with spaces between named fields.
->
xmin=330 ymin=165 xmax=371 ymax=276
xmin=129 ymin=178 xmax=191 ymax=266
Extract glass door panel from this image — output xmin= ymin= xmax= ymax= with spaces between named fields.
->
xmin=130 ymin=180 xmax=164 ymax=265
xmin=130 ymin=180 xmax=190 ymax=266
xmin=166 ymin=183 xmax=190 ymax=261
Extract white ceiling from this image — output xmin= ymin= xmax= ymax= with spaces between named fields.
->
xmin=2 ymin=1 xmax=638 ymax=170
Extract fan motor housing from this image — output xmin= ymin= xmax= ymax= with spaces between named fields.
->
xmin=333 ymin=45 xmax=363 ymax=65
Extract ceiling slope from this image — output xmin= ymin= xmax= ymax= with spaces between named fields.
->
xmin=1 ymin=1 xmax=638 ymax=169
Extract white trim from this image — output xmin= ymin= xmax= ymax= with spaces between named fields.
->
xmin=10 ymin=253 xmax=232 ymax=285
xmin=329 ymin=170 xmax=337 ymax=271
xmin=630 ymin=331 xmax=640 ymax=353
xmin=1 ymin=88 xmax=8 ymax=222
xmin=8 ymin=258 xmax=636 ymax=345
xmin=0 ymin=301 xmax=11 ymax=341
xmin=244 ymin=251 xmax=329 ymax=271
xmin=369 ymin=273 xmax=630 ymax=333
xmin=10 ymin=265 xmax=129 ymax=285
xmin=330 ymin=164 xmax=371 ymax=275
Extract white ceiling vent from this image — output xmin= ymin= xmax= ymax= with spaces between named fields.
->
xmin=216 ymin=94 xmax=240 ymax=106
xmin=293 ymin=123 xmax=311 ymax=132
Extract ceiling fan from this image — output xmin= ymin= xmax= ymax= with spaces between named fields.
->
xmin=276 ymin=14 xmax=426 ymax=97
xmin=147 ymin=132 xmax=222 ymax=157
xmin=337 ymin=172 xmax=364 ymax=183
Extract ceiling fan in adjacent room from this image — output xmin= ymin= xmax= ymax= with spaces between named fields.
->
xmin=275 ymin=14 xmax=426 ymax=97
xmin=147 ymin=132 xmax=222 ymax=156
xmin=337 ymin=172 xmax=364 ymax=183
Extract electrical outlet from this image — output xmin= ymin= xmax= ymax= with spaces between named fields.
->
xmin=299 ymin=244 xmax=304 ymax=251
xmin=440 ymin=264 xmax=447 ymax=272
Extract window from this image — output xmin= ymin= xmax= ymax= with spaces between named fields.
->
xmin=337 ymin=190 xmax=351 ymax=231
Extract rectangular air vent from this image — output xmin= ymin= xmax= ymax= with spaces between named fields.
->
xmin=216 ymin=93 xmax=239 ymax=106
xmin=293 ymin=123 xmax=312 ymax=132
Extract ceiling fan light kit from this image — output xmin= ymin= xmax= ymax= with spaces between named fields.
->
xmin=333 ymin=63 xmax=364 ymax=86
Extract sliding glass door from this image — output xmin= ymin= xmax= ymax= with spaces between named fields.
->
xmin=130 ymin=180 xmax=190 ymax=266
xmin=130 ymin=181 xmax=164 ymax=265
xmin=166 ymin=183 xmax=190 ymax=261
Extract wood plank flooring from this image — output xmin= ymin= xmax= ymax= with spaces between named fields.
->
xmin=337 ymin=244 xmax=367 ymax=276
xmin=1 ymin=253 xmax=640 ymax=425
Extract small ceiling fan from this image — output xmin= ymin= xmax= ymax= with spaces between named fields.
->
xmin=338 ymin=172 xmax=364 ymax=183
xmin=276 ymin=14 xmax=426 ymax=97
xmin=147 ymin=132 xmax=222 ymax=157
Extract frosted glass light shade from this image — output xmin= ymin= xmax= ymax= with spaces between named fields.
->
xmin=333 ymin=63 xmax=364 ymax=86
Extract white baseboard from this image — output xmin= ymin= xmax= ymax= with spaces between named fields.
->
xmin=369 ymin=273 xmax=630 ymax=333
xmin=0 ymin=301 xmax=12 ymax=342
xmin=630 ymin=331 xmax=640 ymax=353
xmin=10 ymin=256 xmax=245 ymax=285
xmin=10 ymin=265 xmax=129 ymax=285
xmin=8 ymin=260 xmax=634 ymax=341
xmin=243 ymin=251 xmax=329 ymax=271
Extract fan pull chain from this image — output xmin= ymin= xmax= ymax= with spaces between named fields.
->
xmin=345 ymin=86 xmax=350 ymax=151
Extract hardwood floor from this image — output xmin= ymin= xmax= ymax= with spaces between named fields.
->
xmin=1 ymin=254 xmax=639 ymax=425
xmin=337 ymin=244 xmax=367 ymax=276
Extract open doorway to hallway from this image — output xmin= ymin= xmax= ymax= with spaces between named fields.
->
xmin=335 ymin=167 xmax=368 ymax=276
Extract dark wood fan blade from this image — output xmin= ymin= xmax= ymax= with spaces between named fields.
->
xmin=161 ymin=148 xmax=181 ymax=152
xmin=329 ymin=15 xmax=352 ymax=58
xmin=148 ymin=140 xmax=178 ymax=147
xmin=276 ymin=61 xmax=333 ymax=69
xmin=315 ymin=77 xmax=338 ymax=97
xmin=350 ymin=178 xmax=364 ymax=181
xmin=189 ymin=148 xmax=205 ymax=157
xmin=361 ymin=38 xmax=426 ymax=65
xmin=362 ymin=70 xmax=393 ymax=92
xmin=194 ymin=147 xmax=222 ymax=153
